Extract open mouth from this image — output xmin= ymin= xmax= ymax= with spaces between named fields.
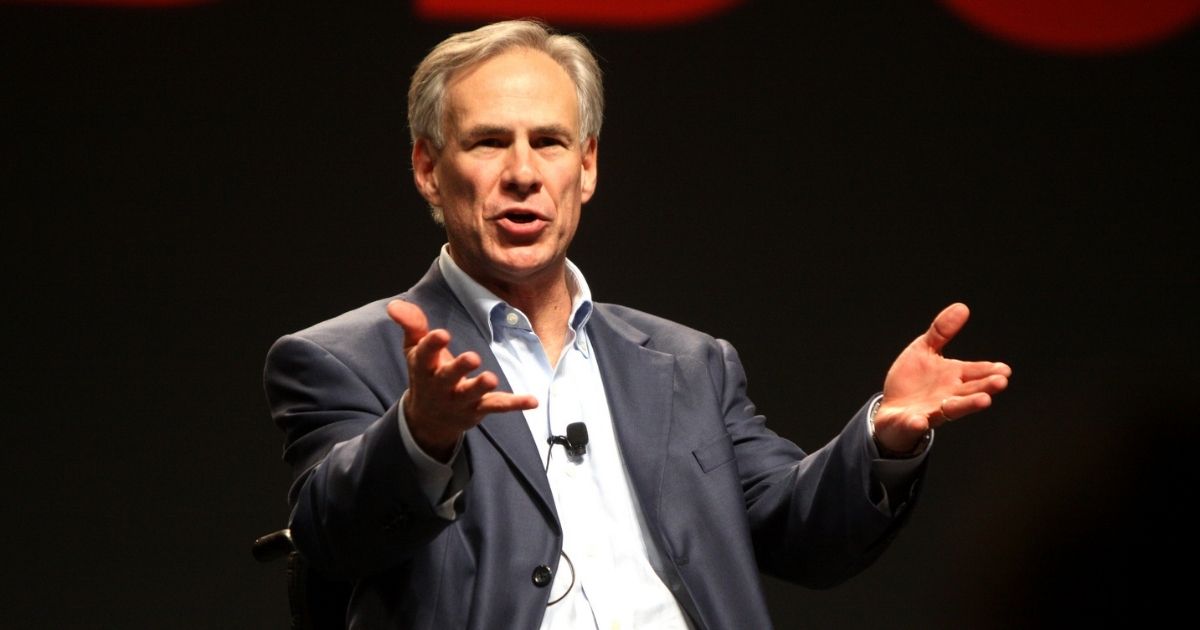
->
xmin=504 ymin=211 xmax=539 ymax=224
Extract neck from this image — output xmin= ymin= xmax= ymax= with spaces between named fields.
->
xmin=455 ymin=254 xmax=575 ymax=365
xmin=499 ymin=272 xmax=573 ymax=367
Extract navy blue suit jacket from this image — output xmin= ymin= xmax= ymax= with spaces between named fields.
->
xmin=264 ymin=263 xmax=921 ymax=629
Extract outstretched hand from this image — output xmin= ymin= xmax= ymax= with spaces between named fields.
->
xmin=387 ymin=300 xmax=538 ymax=462
xmin=873 ymin=303 xmax=1011 ymax=454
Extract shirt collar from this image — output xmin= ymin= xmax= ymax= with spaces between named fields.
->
xmin=436 ymin=244 xmax=594 ymax=344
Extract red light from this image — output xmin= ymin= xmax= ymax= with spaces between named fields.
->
xmin=413 ymin=0 xmax=745 ymax=27
xmin=940 ymin=0 xmax=1200 ymax=53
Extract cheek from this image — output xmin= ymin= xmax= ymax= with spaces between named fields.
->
xmin=438 ymin=162 xmax=490 ymax=205
xmin=440 ymin=172 xmax=473 ymax=204
xmin=551 ymin=167 xmax=583 ymax=202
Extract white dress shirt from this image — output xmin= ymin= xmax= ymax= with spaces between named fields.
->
xmin=399 ymin=246 xmax=693 ymax=630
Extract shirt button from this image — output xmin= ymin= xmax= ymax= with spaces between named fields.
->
xmin=531 ymin=564 xmax=553 ymax=587
xmin=506 ymin=312 xmax=519 ymax=326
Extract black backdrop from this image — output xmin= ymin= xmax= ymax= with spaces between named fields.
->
xmin=5 ymin=1 xmax=1197 ymax=628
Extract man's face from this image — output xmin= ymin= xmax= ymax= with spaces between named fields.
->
xmin=413 ymin=48 xmax=598 ymax=293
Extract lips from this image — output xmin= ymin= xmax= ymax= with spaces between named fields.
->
xmin=493 ymin=208 xmax=549 ymax=239
xmin=504 ymin=210 xmax=539 ymax=224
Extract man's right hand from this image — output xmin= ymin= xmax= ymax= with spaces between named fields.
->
xmin=387 ymin=300 xmax=539 ymax=462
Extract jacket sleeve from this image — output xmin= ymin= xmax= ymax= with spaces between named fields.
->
xmin=714 ymin=339 xmax=925 ymax=588
xmin=264 ymin=332 xmax=458 ymax=579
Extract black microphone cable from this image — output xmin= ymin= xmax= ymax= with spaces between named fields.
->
xmin=542 ymin=422 xmax=588 ymax=606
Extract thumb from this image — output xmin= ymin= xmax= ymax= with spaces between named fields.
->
xmin=387 ymin=300 xmax=429 ymax=350
xmin=923 ymin=302 xmax=970 ymax=354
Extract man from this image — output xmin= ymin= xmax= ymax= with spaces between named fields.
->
xmin=264 ymin=20 xmax=1011 ymax=630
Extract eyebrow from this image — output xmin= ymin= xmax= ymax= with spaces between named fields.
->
xmin=461 ymin=125 xmax=509 ymax=140
xmin=531 ymin=124 xmax=574 ymax=140
xmin=460 ymin=124 xmax=576 ymax=141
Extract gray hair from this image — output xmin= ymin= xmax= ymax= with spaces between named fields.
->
xmin=408 ymin=19 xmax=604 ymax=151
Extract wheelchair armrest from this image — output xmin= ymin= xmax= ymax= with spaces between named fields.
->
xmin=252 ymin=528 xmax=295 ymax=563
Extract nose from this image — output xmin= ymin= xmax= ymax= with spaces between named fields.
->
xmin=501 ymin=143 xmax=541 ymax=197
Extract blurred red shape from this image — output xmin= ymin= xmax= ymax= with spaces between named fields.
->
xmin=414 ymin=0 xmax=745 ymax=26
xmin=940 ymin=0 xmax=1200 ymax=53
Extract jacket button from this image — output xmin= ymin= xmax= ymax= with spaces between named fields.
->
xmin=531 ymin=564 xmax=553 ymax=587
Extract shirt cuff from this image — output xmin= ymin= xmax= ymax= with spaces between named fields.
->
xmin=867 ymin=394 xmax=934 ymax=461
xmin=866 ymin=394 xmax=933 ymax=512
xmin=397 ymin=391 xmax=469 ymax=520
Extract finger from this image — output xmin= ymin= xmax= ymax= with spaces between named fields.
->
xmin=456 ymin=370 xmax=500 ymax=400
xmin=477 ymin=392 xmax=540 ymax=415
xmin=955 ymin=373 xmax=1010 ymax=397
xmin=941 ymin=392 xmax=992 ymax=420
xmin=923 ymin=302 xmax=970 ymax=354
xmin=411 ymin=328 xmax=452 ymax=373
xmin=434 ymin=351 xmax=483 ymax=385
xmin=388 ymin=300 xmax=430 ymax=351
xmin=959 ymin=360 xmax=1013 ymax=380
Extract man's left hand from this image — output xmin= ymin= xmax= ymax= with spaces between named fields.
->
xmin=873 ymin=303 xmax=1012 ymax=454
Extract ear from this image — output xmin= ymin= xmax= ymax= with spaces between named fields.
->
xmin=412 ymin=138 xmax=442 ymax=207
xmin=579 ymin=136 xmax=598 ymax=204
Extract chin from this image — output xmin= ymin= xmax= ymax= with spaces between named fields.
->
xmin=494 ymin=251 xmax=561 ymax=277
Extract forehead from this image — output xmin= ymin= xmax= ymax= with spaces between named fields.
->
xmin=443 ymin=48 xmax=579 ymax=132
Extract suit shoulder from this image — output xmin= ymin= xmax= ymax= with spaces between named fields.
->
xmin=292 ymin=296 xmax=398 ymax=343
xmin=594 ymin=302 xmax=723 ymax=354
xmin=268 ymin=295 xmax=407 ymax=369
xmin=274 ymin=261 xmax=446 ymax=355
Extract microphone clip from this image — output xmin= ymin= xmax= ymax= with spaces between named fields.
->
xmin=547 ymin=422 xmax=589 ymax=459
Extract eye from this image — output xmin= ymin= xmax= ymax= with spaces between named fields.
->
xmin=474 ymin=138 xmax=505 ymax=149
xmin=531 ymin=136 xmax=567 ymax=150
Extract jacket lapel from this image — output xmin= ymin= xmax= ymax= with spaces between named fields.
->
xmin=405 ymin=263 xmax=559 ymax=528
xmin=588 ymin=306 xmax=675 ymax=537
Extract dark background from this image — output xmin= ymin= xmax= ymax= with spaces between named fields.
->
xmin=5 ymin=1 xmax=1197 ymax=627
